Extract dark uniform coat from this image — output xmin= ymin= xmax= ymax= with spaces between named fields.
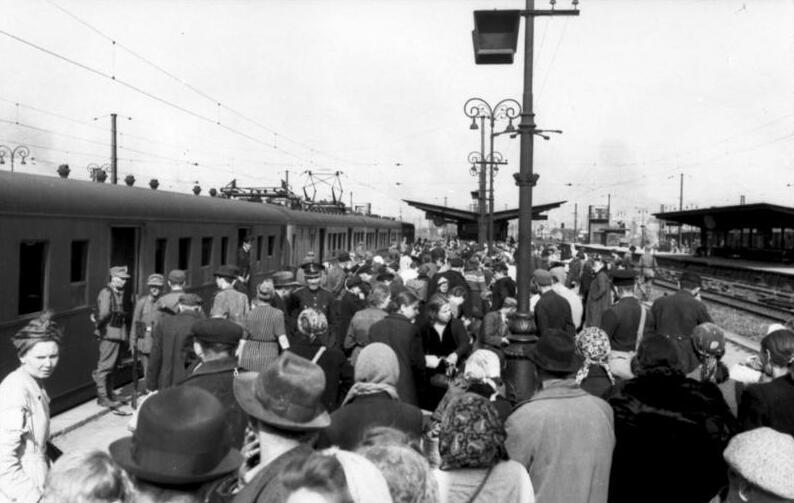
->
xmin=648 ymin=290 xmax=712 ymax=373
xmin=288 ymin=340 xmax=353 ymax=413
xmin=146 ymin=310 xmax=203 ymax=391
xmin=534 ymin=289 xmax=575 ymax=337
xmin=600 ymin=296 xmax=655 ymax=352
xmin=369 ymin=313 xmax=426 ymax=407
xmin=291 ymin=287 xmax=338 ymax=347
xmin=738 ymin=374 xmax=794 ymax=436
xmin=317 ymin=391 xmax=423 ymax=450
xmin=181 ymin=356 xmax=247 ymax=448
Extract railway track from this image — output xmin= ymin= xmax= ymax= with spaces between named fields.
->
xmin=653 ymin=278 xmax=792 ymax=324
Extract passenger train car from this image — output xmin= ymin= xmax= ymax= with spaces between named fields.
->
xmin=0 ymin=171 xmax=409 ymax=412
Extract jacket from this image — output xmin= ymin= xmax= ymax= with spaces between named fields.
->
xmin=369 ymin=314 xmax=426 ymax=406
xmin=288 ymin=341 xmax=354 ymax=412
xmin=600 ymin=296 xmax=654 ymax=352
xmin=648 ymin=290 xmax=712 ymax=373
xmin=132 ymin=294 xmax=160 ymax=353
xmin=182 ymin=356 xmax=247 ymax=448
xmin=738 ymin=374 xmax=794 ymax=436
xmin=94 ymin=286 xmax=128 ymax=341
xmin=534 ymin=290 xmax=575 ymax=337
xmin=147 ymin=310 xmax=203 ymax=391
xmin=585 ymin=270 xmax=611 ymax=327
xmin=0 ymin=369 xmax=50 ymax=503
xmin=607 ymin=371 xmax=736 ymax=503
xmin=232 ymin=444 xmax=313 ymax=503
xmin=317 ymin=392 xmax=423 ymax=450
xmin=505 ymin=380 xmax=614 ymax=503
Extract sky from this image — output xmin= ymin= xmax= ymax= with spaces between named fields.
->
xmin=2 ymin=0 xmax=793 ymax=232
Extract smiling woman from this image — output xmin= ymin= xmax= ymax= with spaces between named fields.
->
xmin=0 ymin=312 xmax=62 ymax=503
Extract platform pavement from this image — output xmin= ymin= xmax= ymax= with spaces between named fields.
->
xmin=50 ymin=382 xmax=141 ymax=439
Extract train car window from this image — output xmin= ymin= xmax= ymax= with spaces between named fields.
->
xmin=70 ymin=240 xmax=88 ymax=283
xmin=201 ymin=237 xmax=213 ymax=267
xmin=178 ymin=238 xmax=192 ymax=270
xmin=257 ymin=236 xmax=263 ymax=261
xmin=19 ymin=241 xmax=48 ymax=315
xmin=154 ymin=239 xmax=167 ymax=274
xmin=267 ymin=236 xmax=275 ymax=257
xmin=221 ymin=237 xmax=229 ymax=265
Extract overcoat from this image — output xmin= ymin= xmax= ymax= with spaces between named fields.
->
xmin=369 ymin=313 xmax=426 ymax=407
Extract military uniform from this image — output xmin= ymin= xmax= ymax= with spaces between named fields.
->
xmin=291 ymin=286 xmax=337 ymax=346
xmin=648 ymin=290 xmax=712 ymax=373
xmin=92 ymin=267 xmax=130 ymax=407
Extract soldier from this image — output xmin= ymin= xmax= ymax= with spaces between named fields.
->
xmin=291 ymin=262 xmax=337 ymax=349
xmin=92 ymin=266 xmax=130 ymax=409
xmin=131 ymin=274 xmax=164 ymax=389
xmin=210 ymin=264 xmax=249 ymax=326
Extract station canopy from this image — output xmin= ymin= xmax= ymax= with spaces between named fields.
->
xmin=654 ymin=203 xmax=794 ymax=230
xmin=403 ymin=199 xmax=565 ymax=225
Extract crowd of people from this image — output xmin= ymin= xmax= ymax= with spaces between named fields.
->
xmin=2 ymin=238 xmax=794 ymax=503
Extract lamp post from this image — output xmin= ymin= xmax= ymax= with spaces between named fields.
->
xmin=471 ymin=1 xmax=580 ymax=402
xmin=464 ymin=98 xmax=521 ymax=251
xmin=0 ymin=145 xmax=31 ymax=172
xmin=468 ymin=150 xmax=508 ymax=252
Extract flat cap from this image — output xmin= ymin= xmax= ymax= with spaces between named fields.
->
xmin=532 ymin=269 xmax=553 ymax=287
xmin=724 ymin=427 xmax=794 ymax=499
xmin=214 ymin=264 xmax=240 ymax=279
xmin=178 ymin=293 xmax=203 ymax=306
xmin=110 ymin=266 xmax=130 ymax=279
xmin=679 ymin=271 xmax=703 ymax=287
xmin=611 ymin=269 xmax=637 ymax=287
xmin=168 ymin=269 xmax=187 ymax=283
xmin=192 ymin=319 xmax=243 ymax=347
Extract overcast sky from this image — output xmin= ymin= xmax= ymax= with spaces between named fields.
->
xmin=2 ymin=0 xmax=793 ymax=230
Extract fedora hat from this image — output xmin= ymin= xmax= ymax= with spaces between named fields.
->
xmin=109 ymin=387 xmax=242 ymax=485
xmin=234 ymin=352 xmax=330 ymax=431
xmin=529 ymin=329 xmax=582 ymax=374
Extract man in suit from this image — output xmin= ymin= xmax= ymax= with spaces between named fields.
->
xmin=648 ymin=271 xmax=712 ymax=373
xmin=147 ymin=293 xmax=204 ymax=391
xmin=232 ymin=353 xmax=330 ymax=503
xmin=533 ymin=269 xmax=575 ymax=338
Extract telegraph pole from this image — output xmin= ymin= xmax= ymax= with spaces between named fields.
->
xmin=110 ymin=113 xmax=118 ymax=184
xmin=678 ymin=172 xmax=684 ymax=248
xmin=573 ymin=203 xmax=578 ymax=242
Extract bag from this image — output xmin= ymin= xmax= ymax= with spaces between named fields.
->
xmin=429 ymin=360 xmax=457 ymax=389
xmin=93 ymin=287 xmax=127 ymax=341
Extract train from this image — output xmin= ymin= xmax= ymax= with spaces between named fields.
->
xmin=0 ymin=171 xmax=412 ymax=413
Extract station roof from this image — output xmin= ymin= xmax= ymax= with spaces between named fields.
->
xmin=654 ymin=203 xmax=794 ymax=230
xmin=403 ymin=199 xmax=565 ymax=224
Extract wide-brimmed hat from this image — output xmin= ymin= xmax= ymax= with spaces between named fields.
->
xmin=611 ymin=269 xmax=636 ymax=287
xmin=233 ymin=352 xmax=330 ymax=431
xmin=529 ymin=329 xmax=582 ymax=374
xmin=109 ymin=387 xmax=242 ymax=485
xmin=109 ymin=266 xmax=130 ymax=279
xmin=214 ymin=264 xmax=240 ymax=279
xmin=272 ymin=271 xmax=299 ymax=288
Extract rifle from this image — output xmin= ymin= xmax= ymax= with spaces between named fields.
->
xmin=132 ymin=321 xmax=145 ymax=409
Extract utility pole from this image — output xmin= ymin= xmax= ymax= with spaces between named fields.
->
xmin=573 ymin=203 xmax=578 ymax=243
xmin=110 ymin=113 xmax=118 ymax=184
xmin=678 ymin=172 xmax=684 ymax=248
xmin=607 ymin=194 xmax=611 ymax=223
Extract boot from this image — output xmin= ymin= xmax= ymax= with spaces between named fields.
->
xmin=106 ymin=377 xmax=129 ymax=405
xmin=94 ymin=373 xmax=121 ymax=408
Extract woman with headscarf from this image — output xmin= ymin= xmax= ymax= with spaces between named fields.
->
xmin=288 ymin=308 xmax=354 ymax=412
xmin=318 ymin=343 xmax=423 ymax=450
xmin=687 ymin=322 xmax=742 ymax=416
xmin=281 ymin=448 xmax=393 ymax=503
xmin=434 ymin=393 xmax=534 ymax=503
xmin=419 ymin=294 xmax=472 ymax=410
xmin=0 ymin=313 xmax=62 ymax=503
xmin=240 ymin=279 xmax=289 ymax=372
xmin=737 ymin=328 xmax=794 ymax=435
xmin=575 ymin=327 xmax=616 ymax=399
xmin=607 ymin=335 xmax=737 ymax=503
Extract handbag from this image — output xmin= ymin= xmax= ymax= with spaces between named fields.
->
xmin=429 ymin=360 xmax=457 ymax=389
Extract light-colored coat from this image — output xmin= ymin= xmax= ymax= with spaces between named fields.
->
xmin=505 ymin=380 xmax=615 ymax=503
xmin=0 ymin=368 xmax=50 ymax=503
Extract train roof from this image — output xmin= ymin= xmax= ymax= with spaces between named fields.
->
xmin=0 ymin=171 xmax=404 ymax=228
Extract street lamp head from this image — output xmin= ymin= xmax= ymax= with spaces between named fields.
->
xmin=505 ymin=120 xmax=516 ymax=133
xmin=469 ymin=117 xmax=479 ymax=130
xmin=470 ymin=164 xmax=478 ymax=176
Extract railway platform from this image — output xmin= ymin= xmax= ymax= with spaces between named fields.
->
xmin=657 ymin=253 xmax=794 ymax=277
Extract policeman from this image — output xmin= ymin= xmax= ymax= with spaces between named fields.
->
xmin=92 ymin=266 xmax=130 ymax=409
xmin=291 ymin=262 xmax=338 ymax=349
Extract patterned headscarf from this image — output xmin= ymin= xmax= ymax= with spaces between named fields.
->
xmin=691 ymin=322 xmax=726 ymax=382
xmin=438 ymin=393 xmax=507 ymax=470
xmin=575 ymin=327 xmax=615 ymax=386
xmin=12 ymin=311 xmax=63 ymax=357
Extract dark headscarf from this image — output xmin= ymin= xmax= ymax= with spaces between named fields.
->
xmin=12 ymin=311 xmax=63 ymax=357
xmin=631 ymin=334 xmax=682 ymax=377
xmin=439 ymin=393 xmax=507 ymax=470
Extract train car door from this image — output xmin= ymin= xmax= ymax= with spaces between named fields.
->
xmin=318 ymin=228 xmax=326 ymax=263
xmin=347 ymin=228 xmax=353 ymax=252
xmin=110 ymin=227 xmax=139 ymax=311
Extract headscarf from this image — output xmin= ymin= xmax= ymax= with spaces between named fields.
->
xmin=323 ymin=448 xmax=393 ymax=503
xmin=359 ymin=443 xmax=440 ymax=503
xmin=691 ymin=322 xmax=727 ymax=382
xmin=631 ymin=334 xmax=682 ymax=377
xmin=438 ymin=393 xmax=507 ymax=470
xmin=342 ymin=343 xmax=400 ymax=405
xmin=12 ymin=311 xmax=63 ymax=357
xmin=575 ymin=327 xmax=615 ymax=385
